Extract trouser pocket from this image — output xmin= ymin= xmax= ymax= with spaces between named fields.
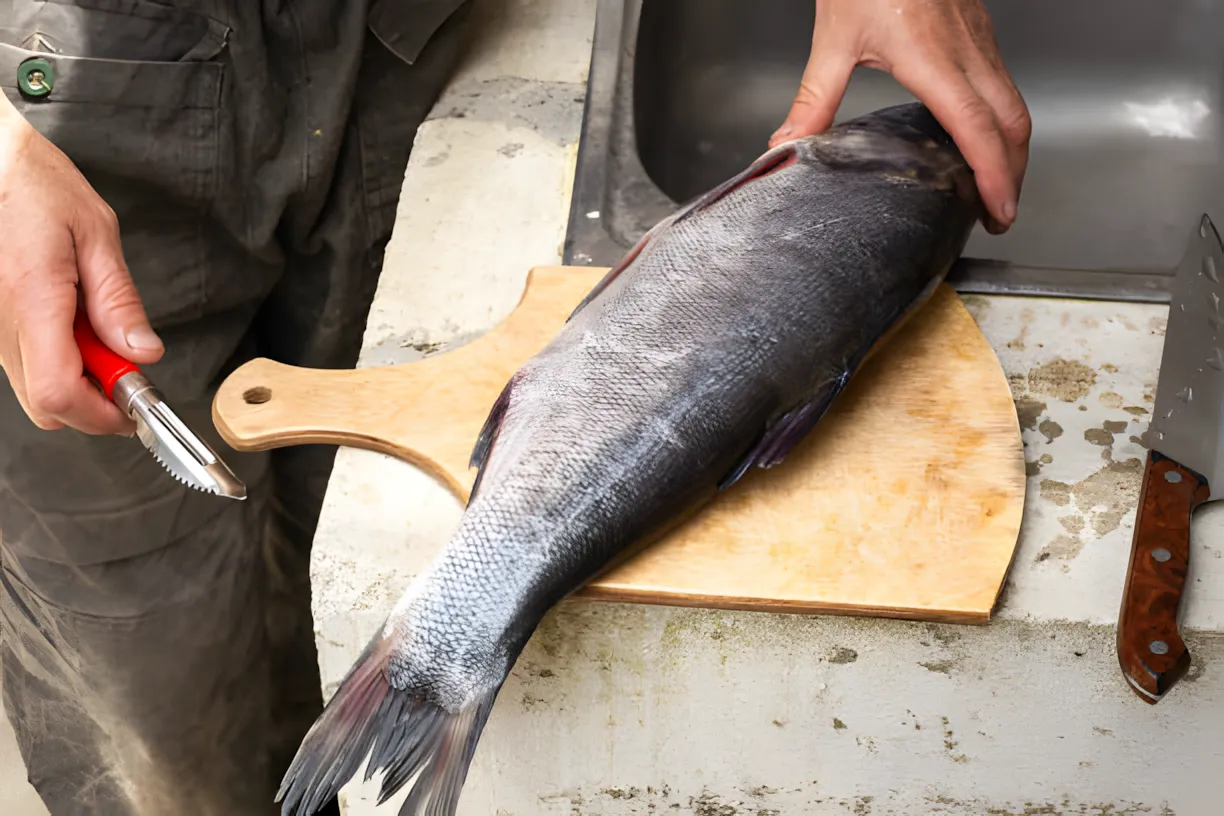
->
xmin=0 ymin=487 xmax=277 ymax=816
xmin=2 ymin=0 xmax=231 ymax=62
xmin=0 ymin=0 xmax=228 ymax=326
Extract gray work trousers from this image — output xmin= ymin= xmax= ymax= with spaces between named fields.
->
xmin=0 ymin=2 xmax=468 ymax=813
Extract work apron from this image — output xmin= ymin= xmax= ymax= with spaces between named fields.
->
xmin=0 ymin=1 xmax=468 ymax=813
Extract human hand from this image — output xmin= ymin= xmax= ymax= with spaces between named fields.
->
xmin=0 ymin=100 xmax=163 ymax=435
xmin=771 ymin=0 xmax=1031 ymax=234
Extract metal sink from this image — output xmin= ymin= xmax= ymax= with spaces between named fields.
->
xmin=563 ymin=0 xmax=1224 ymax=303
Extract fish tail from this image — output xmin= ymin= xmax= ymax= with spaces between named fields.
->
xmin=276 ymin=630 xmax=498 ymax=816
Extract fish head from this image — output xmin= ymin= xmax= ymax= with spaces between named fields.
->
xmin=799 ymin=102 xmax=982 ymax=216
xmin=844 ymin=102 xmax=957 ymax=149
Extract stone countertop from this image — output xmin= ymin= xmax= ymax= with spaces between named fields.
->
xmin=967 ymin=293 xmax=1224 ymax=631
xmin=308 ymin=1 xmax=1224 ymax=813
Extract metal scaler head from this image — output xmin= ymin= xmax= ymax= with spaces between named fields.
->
xmin=118 ymin=372 xmax=248 ymax=500
xmin=72 ymin=307 xmax=247 ymax=500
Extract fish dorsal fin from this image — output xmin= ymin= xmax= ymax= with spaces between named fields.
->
xmin=566 ymin=141 xmax=802 ymax=323
xmin=565 ymin=227 xmax=655 ymax=322
xmin=718 ymin=368 xmax=851 ymax=492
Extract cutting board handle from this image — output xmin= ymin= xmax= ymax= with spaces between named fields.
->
xmin=212 ymin=358 xmax=474 ymax=499
xmin=212 ymin=268 xmax=584 ymax=502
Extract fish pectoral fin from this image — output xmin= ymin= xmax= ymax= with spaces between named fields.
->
xmin=468 ymin=373 xmax=521 ymax=500
xmin=566 ymin=140 xmax=802 ymax=323
xmin=276 ymin=630 xmax=499 ymax=816
xmin=717 ymin=369 xmax=851 ymax=492
xmin=470 ymin=375 xmax=515 ymax=471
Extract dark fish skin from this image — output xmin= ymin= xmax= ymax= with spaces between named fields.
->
xmin=276 ymin=101 xmax=981 ymax=816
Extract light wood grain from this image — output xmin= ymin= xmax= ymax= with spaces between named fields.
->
xmin=213 ymin=266 xmax=1026 ymax=624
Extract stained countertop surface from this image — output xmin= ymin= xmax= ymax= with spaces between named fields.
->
xmin=308 ymin=1 xmax=1224 ymax=813
xmin=4 ymin=3 xmax=1221 ymax=814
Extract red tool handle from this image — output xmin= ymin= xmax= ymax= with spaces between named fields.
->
xmin=72 ymin=307 xmax=140 ymax=401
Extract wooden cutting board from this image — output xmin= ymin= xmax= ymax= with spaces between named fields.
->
xmin=213 ymin=266 xmax=1026 ymax=624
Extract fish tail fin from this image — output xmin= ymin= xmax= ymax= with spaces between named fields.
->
xmin=276 ymin=631 xmax=498 ymax=816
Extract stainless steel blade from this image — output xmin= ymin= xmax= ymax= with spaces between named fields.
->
xmin=114 ymin=372 xmax=247 ymax=500
xmin=1148 ymin=214 xmax=1224 ymax=500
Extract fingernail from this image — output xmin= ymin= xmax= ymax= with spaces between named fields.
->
xmin=1003 ymin=200 xmax=1017 ymax=224
xmin=125 ymin=325 xmax=163 ymax=352
xmin=770 ymin=123 xmax=793 ymax=143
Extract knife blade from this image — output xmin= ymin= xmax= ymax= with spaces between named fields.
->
xmin=72 ymin=307 xmax=247 ymax=501
xmin=1116 ymin=213 xmax=1224 ymax=704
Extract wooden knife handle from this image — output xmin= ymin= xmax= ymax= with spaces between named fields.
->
xmin=1116 ymin=450 xmax=1208 ymax=703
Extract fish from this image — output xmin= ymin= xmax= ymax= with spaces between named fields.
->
xmin=275 ymin=100 xmax=982 ymax=816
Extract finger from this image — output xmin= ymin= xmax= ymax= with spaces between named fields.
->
xmin=891 ymin=60 xmax=1017 ymax=232
xmin=964 ymin=62 xmax=1032 ymax=203
xmin=1 ymin=274 xmax=61 ymax=430
xmin=74 ymin=204 xmax=163 ymax=364
xmin=0 ymin=347 xmax=60 ymax=430
xmin=16 ymin=274 xmax=133 ymax=435
xmin=949 ymin=1 xmax=1030 ymax=229
xmin=771 ymin=36 xmax=857 ymax=147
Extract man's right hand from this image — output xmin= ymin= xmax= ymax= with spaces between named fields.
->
xmin=772 ymin=0 xmax=1031 ymax=236
xmin=0 ymin=97 xmax=163 ymax=435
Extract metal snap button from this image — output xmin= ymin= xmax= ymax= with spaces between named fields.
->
xmin=17 ymin=57 xmax=54 ymax=98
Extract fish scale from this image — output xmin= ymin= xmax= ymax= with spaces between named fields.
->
xmin=275 ymin=101 xmax=982 ymax=816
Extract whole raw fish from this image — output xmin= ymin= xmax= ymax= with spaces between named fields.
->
xmin=277 ymin=101 xmax=981 ymax=816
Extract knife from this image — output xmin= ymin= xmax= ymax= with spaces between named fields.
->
xmin=1116 ymin=213 xmax=1224 ymax=704
xmin=72 ymin=307 xmax=247 ymax=501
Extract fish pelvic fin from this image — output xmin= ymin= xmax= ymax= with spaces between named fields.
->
xmin=276 ymin=631 xmax=498 ymax=816
xmin=718 ymin=369 xmax=851 ymax=492
xmin=717 ymin=267 xmax=951 ymax=493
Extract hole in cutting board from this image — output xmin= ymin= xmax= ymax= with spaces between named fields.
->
xmin=243 ymin=386 xmax=272 ymax=405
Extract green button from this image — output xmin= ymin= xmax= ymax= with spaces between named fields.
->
xmin=17 ymin=58 xmax=54 ymax=98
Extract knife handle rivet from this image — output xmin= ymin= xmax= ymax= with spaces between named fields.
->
xmin=1150 ymin=640 xmax=1170 ymax=655
xmin=1164 ymin=471 xmax=1183 ymax=484
xmin=1152 ymin=548 xmax=1172 ymax=563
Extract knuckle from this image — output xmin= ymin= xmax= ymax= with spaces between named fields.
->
xmin=953 ymin=94 xmax=996 ymax=129
xmin=27 ymin=379 xmax=75 ymax=418
xmin=91 ymin=272 xmax=141 ymax=312
xmin=31 ymin=413 xmax=63 ymax=431
xmin=794 ymin=81 xmax=828 ymax=107
xmin=1000 ymin=102 xmax=1033 ymax=145
xmin=96 ymin=202 xmax=120 ymax=230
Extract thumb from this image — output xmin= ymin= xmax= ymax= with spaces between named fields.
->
xmin=771 ymin=44 xmax=856 ymax=148
xmin=74 ymin=209 xmax=163 ymax=364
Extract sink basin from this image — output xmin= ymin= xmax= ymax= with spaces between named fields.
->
xmin=564 ymin=0 xmax=1224 ymax=302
